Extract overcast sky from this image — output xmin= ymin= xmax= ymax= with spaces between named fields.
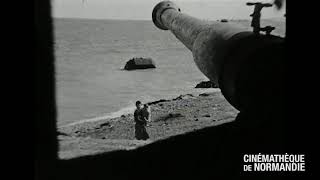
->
xmin=52 ymin=0 xmax=285 ymax=20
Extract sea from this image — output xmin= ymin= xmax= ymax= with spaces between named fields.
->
xmin=54 ymin=18 xmax=285 ymax=127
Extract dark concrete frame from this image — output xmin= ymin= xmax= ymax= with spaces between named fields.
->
xmin=35 ymin=0 xmax=287 ymax=179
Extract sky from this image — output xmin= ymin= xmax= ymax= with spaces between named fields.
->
xmin=52 ymin=0 xmax=286 ymax=20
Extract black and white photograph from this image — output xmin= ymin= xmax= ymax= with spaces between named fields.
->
xmin=36 ymin=0 xmax=308 ymax=179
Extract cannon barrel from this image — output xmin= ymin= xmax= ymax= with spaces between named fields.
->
xmin=152 ymin=1 xmax=284 ymax=111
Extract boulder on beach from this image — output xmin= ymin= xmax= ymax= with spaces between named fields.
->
xmin=195 ymin=81 xmax=218 ymax=88
xmin=124 ymin=57 xmax=156 ymax=70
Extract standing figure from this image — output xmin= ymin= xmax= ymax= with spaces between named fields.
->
xmin=134 ymin=101 xmax=149 ymax=140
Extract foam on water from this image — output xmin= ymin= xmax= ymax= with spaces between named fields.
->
xmin=58 ymin=95 xmax=164 ymax=128
xmin=59 ymin=104 xmax=136 ymax=128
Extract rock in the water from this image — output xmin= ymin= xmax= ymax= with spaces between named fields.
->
xmin=195 ymin=81 xmax=218 ymax=88
xmin=220 ymin=19 xmax=228 ymax=23
xmin=124 ymin=57 xmax=156 ymax=70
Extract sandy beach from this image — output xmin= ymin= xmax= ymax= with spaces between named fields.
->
xmin=58 ymin=90 xmax=239 ymax=159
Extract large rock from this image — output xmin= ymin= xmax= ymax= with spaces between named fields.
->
xmin=220 ymin=19 xmax=228 ymax=23
xmin=195 ymin=81 xmax=218 ymax=88
xmin=124 ymin=57 xmax=156 ymax=70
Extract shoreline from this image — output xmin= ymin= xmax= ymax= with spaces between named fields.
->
xmin=58 ymin=88 xmax=218 ymax=128
xmin=58 ymin=105 xmax=136 ymax=128
xmin=58 ymin=90 xmax=239 ymax=159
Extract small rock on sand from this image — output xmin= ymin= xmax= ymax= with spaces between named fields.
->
xmin=199 ymin=93 xmax=210 ymax=97
xmin=168 ymin=113 xmax=183 ymax=118
xmin=100 ymin=122 xmax=111 ymax=128
xmin=203 ymin=114 xmax=211 ymax=117
xmin=195 ymin=81 xmax=218 ymax=88
xmin=57 ymin=131 xmax=69 ymax=136
xmin=148 ymin=99 xmax=168 ymax=105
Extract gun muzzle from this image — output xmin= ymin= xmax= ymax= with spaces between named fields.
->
xmin=152 ymin=1 xmax=284 ymax=111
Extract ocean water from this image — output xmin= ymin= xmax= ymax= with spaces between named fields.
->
xmin=54 ymin=18 xmax=285 ymax=127
xmin=54 ymin=18 xmax=213 ymax=127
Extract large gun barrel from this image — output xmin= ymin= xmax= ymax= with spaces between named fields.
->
xmin=152 ymin=1 xmax=284 ymax=111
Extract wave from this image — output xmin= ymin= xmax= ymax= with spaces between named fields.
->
xmin=58 ymin=95 xmax=160 ymax=128
xmin=59 ymin=104 xmax=136 ymax=128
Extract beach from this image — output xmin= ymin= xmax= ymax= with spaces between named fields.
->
xmin=58 ymin=90 xmax=238 ymax=159
xmin=55 ymin=18 xmax=285 ymax=159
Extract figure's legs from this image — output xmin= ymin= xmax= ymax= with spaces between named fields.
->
xmin=135 ymin=124 xmax=142 ymax=140
xmin=141 ymin=126 xmax=150 ymax=140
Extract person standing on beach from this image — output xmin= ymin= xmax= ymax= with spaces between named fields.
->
xmin=134 ymin=101 xmax=149 ymax=140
